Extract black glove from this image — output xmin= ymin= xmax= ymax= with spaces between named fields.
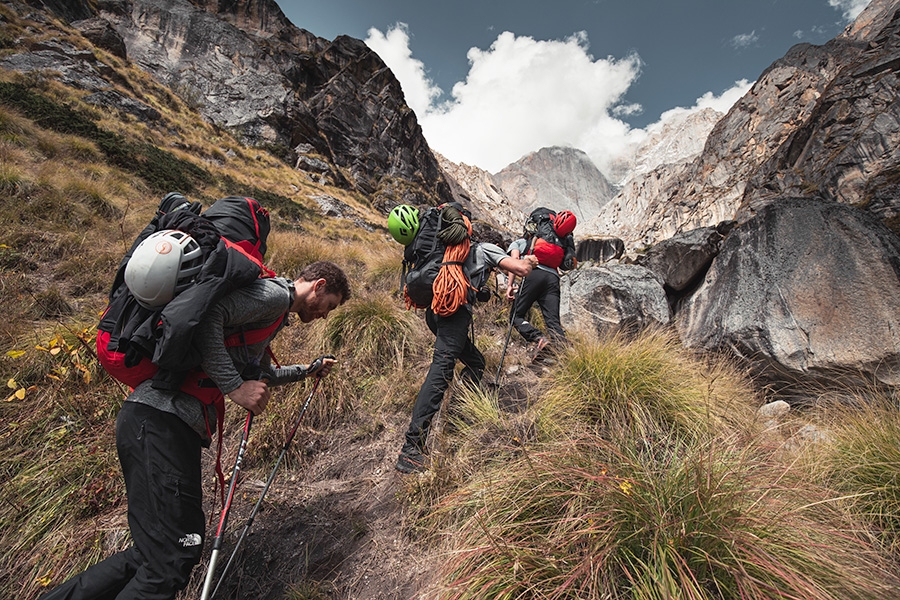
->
xmin=306 ymin=354 xmax=336 ymax=378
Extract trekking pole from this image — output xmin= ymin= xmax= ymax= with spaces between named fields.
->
xmin=209 ymin=376 xmax=323 ymax=599
xmin=200 ymin=410 xmax=253 ymax=600
xmin=494 ymin=284 xmax=520 ymax=385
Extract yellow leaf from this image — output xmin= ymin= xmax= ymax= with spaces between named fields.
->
xmin=35 ymin=345 xmax=48 ymax=352
xmin=14 ymin=388 xmax=25 ymax=399
xmin=6 ymin=379 xmax=16 ymax=389
xmin=50 ymin=347 xmax=61 ymax=356
xmin=82 ymin=370 xmax=91 ymax=385
xmin=36 ymin=575 xmax=52 ymax=586
xmin=6 ymin=350 xmax=25 ymax=359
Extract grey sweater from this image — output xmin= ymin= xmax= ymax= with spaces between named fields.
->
xmin=125 ymin=277 xmax=295 ymax=443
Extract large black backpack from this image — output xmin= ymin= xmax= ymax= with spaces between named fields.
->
xmin=97 ymin=195 xmax=275 ymax=391
xmin=402 ymin=202 xmax=470 ymax=309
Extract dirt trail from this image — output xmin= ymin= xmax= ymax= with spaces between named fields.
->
xmin=192 ymin=346 xmax=547 ymax=600
xmin=192 ymin=408 xmax=433 ymax=599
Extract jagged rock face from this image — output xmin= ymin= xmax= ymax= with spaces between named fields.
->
xmin=677 ymin=197 xmax=900 ymax=394
xmin=585 ymin=159 xmax=694 ymax=248
xmin=435 ymin=153 xmax=524 ymax=234
xmin=575 ymin=238 xmax=625 ymax=264
xmin=17 ymin=0 xmax=453 ymax=210
xmin=586 ymin=108 xmax=723 ymax=245
xmin=635 ymin=224 xmax=734 ymax=293
xmin=588 ymin=0 xmax=900 ymax=249
xmin=493 ymin=146 xmax=616 ymax=225
xmin=742 ymin=5 xmax=900 ymax=227
xmin=22 ymin=0 xmax=93 ymax=21
xmin=606 ymin=107 xmax=723 ymax=186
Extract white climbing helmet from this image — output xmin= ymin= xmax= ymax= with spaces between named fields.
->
xmin=124 ymin=229 xmax=203 ymax=309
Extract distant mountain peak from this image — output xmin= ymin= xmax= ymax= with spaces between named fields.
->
xmin=492 ymin=146 xmax=616 ymax=224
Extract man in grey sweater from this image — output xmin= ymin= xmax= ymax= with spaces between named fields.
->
xmin=40 ymin=261 xmax=351 ymax=600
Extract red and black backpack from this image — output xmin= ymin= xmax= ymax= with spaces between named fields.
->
xmin=524 ymin=207 xmax=577 ymax=270
xmin=97 ymin=196 xmax=279 ymax=400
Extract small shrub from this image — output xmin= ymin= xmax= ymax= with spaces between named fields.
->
xmin=321 ymin=293 xmax=423 ymax=375
xmin=0 ymin=161 xmax=22 ymax=195
xmin=62 ymin=180 xmax=121 ymax=220
xmin=30 ymin=287 xmax=73 ymax=319
xmin=266 ymin=231 xmax=333 ymax=279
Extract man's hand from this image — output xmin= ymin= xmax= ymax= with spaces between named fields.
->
xmin=228 ymin=379 xmax=270 ymax=415
xmin=307 ymin=355 xmax=337 ymax=378
xmin=517 ymin=254 xmax=536 ymax=276
xmin=505 ymin=282 xmax=517 ymax=302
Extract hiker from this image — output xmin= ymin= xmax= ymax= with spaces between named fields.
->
xmin=506 ymin=208 xmax=577 ymax=360
xmin=40 ymin=260 xmax=351 ymax=600
xmin=388 ymin=203 xmax=538 ymax=474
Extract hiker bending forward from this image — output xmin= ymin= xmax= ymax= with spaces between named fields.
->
xmin=396 ymin=244 xmax=537 ymax=474
xmin=40 ymin=261 xmax=350 ymax=600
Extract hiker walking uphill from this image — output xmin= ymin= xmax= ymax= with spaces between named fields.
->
xmin=506 ymin=207 xmax=577 ymax=361
xmin=388 ymin=203 xmax=538 ymax=474
xmin=41 ymin=197 xmax=351 ymax=599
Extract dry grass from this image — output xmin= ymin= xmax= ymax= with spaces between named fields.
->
xmin=800 ymin=392 xmax=900 ymax=555
xmin=426 ymin=434 xmax=899 ymax=600
xmin=536 ymin=328 xmax=758 ymax=443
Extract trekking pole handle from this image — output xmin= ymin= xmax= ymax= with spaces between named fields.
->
xmin=305 ymin=354 xmax=336 ymax=378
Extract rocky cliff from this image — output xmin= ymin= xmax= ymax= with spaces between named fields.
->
xmin=586 ymin=0 xmax=900 ymax=250
xmin=16 ymin=0 xmax=454 ymax=212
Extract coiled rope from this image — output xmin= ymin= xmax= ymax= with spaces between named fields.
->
xmin=404 ymin=209 xmax=473 ymax=316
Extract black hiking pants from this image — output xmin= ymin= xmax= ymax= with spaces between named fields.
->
xmin=512 ymin=268 xmax=566 ymax=344
xmin=40 ymin=402 xmax=204 ymax=600
xmin=402 ymin=307 xmax=485 ymax=454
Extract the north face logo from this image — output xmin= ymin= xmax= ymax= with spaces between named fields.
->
xmin=179 ymin=533 xmax=202 ymax=547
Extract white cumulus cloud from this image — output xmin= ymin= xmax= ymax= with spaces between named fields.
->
xmin=731 ymin=30 xmax=759 ymax=49
xmin=828 ymin=0 xmax=871 ymax=21
xmin=365 ymin=24 xmax=747 ymax=176
xmin=364 ymin=24 xmax=443 ymax=116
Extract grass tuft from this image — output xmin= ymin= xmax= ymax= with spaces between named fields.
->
xmin=805 ymin=393 xmax=900 ymax=554
xmin=431 ymin=435 xmax=899 ymax=600
xmin=536 ymin=329 xmax=755 ymax=444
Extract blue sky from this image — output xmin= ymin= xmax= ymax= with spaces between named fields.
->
xmin=277 ymin=0 xmax=870 ymax=174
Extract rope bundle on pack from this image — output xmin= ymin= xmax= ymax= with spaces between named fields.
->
xmin=430 ymin=207 xmax=473 ymax=316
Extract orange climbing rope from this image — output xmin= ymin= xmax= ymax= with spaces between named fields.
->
xmin=430 ymin=214 xmax=473 ymax=316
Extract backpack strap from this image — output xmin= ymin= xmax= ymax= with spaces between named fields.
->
xmin=222 ymin=313 xmax=287 ymax=347
xmin=222 ymin=237 xmax=276 ymax=278
xmin=241 ymin=197 xmax=266 ymax=258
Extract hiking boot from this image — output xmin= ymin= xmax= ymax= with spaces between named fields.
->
xmin=395 ymin=450 xmax=428 ymax=474
xmin=531 ymin=337 xmax=549 ymax=362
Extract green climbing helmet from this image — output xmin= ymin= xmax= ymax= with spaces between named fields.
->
xmin=388 ymin=204 xmax=420 ymax=245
